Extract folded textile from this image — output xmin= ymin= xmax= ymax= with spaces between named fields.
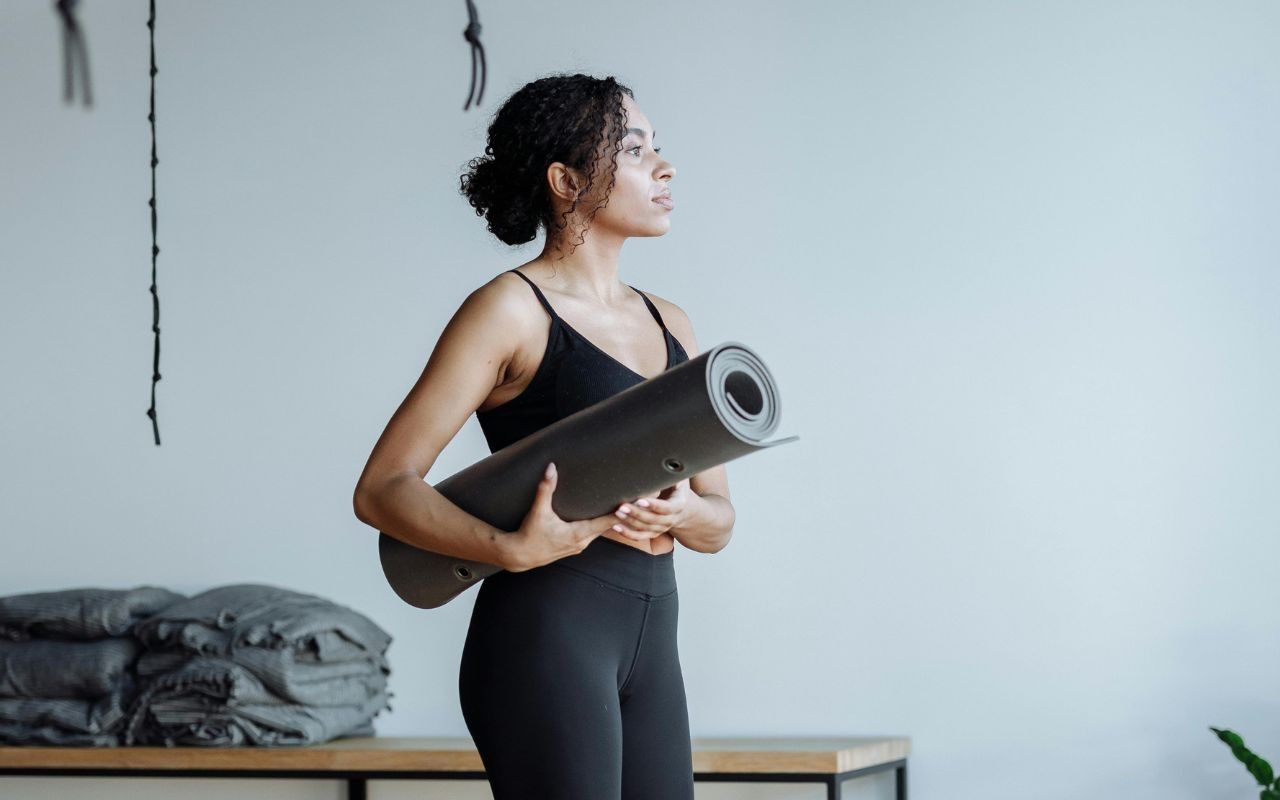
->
xmin=133 ymin=584 xmax=391 ymax=660
xmin=0 ymin=685 xmax=132 ymax=737
xmin=0 ymin=586 xmax=186 ymax=641
xmin=136 ymin=648 xmax=388 ymax=707
xmin=0 ymin=638 xmax=140 ymax=698
xmin=0 ymin=721 xmax=119 ymax=747
xmin=0 ymin=583 xmax=394 ymax=748
xmin=124 ymin=656 xmax=390 ymax=747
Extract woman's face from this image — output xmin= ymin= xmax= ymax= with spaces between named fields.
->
xmin=558 ymin=94 xmax=677 ymax=242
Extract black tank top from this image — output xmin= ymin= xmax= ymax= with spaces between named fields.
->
xmin=475 ymin=269 xmax=689 ymax=453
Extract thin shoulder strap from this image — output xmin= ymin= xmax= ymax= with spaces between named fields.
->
xmin=507 ymin=269 xmax=559 ymax=320
xmin=628 ymin=285 xmax=671 ymax=333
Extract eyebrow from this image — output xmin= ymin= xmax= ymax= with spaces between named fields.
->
xmin=625 ymin=127 xmax=656 ymax=140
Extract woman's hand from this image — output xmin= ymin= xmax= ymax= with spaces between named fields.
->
xmin=611 ymin=479 xmax=693 ymax=541
xmin=508 ymin=462 xmax=622 ymax=571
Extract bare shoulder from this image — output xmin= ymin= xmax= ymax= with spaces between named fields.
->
xmin=471 ymin=269 xmax=537 ymax=316
xmin=462 ymin=269 xmax=546 ymax=387
xmin=458 ymin=270 xmax=544 ymax=345
xmin=424 ymin=269 xmax=546 ymax=398
xmin=636 ymin=289 xmax=699 ymax=356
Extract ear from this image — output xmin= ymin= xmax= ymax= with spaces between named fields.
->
xmin=545 ymin=162 xmax=584 ymax=202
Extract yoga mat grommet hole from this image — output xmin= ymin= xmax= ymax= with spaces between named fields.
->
xmin=454 ymin=565 xmax=475 ymax=582
xmin=663 ymin=458 xmax=685 ymax=474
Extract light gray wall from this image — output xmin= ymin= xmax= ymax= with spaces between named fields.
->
xmin=3 ymin=1 xmax=1278 ymax=798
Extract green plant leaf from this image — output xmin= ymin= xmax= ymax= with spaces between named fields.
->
xmin=1259 ymin=789 xmax=1280 ymax=800
xmin=1213 ymin=727 xmax=1246 ymax=750
xmin=1252 ymin=758 xmax=1276 ymax=787
xmin=1212 ymin=727 xmax=1273 ymax=786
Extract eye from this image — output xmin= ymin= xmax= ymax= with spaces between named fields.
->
xmin=628 ymin=145 xmax=662 ymax=156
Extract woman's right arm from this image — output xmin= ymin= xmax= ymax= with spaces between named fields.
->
xmin=352 ymin=279 xmax=526 ymax=570
xmin=352 ymin=277 xmax=622 ymax=572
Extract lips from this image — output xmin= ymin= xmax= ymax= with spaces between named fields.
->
xmin=652 ymin=193 xmax=674 ymax=209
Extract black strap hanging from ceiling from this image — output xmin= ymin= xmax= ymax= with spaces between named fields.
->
xmin=54 ymin=0 xmax=92 ymax=106
xmin=462 ymin=0 xmax=486 ymax=110
xmin=145 ymin=0 xmax=163 ymax=445
xmin=48 ymin=2 xmax=489 ymax=444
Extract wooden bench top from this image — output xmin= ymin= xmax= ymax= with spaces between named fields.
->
xmin=0 ymin=736 xmax=910 ymax=775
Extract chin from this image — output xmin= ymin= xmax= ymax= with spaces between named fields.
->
xmin=648 ymin=217 xmax=674 ymax=235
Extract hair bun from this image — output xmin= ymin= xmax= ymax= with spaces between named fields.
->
xmin=459 ymin=156 xmax=540 ymax=246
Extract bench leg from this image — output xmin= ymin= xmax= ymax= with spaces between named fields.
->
xmin=896 ymin=762 xmax=908 ymax=800
xmin=828 ymin=775 xmax=841 ymax=799
xmin=347 ymin=777 xmax=367 ymax=800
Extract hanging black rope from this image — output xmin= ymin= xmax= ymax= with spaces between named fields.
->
xmin=462 ymin=0 xmax=486 ymax=111
xmin=145 ymin=0 xmax=162 ymax=446
xmin=54 ymin=0 xmax=93 ymax=107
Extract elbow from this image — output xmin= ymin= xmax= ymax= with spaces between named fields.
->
xmin=353 ymin=470 xmax=416 ymax=527
xmin=352 ymin=490 xmax=370 ymax=525
xmin=712 ymin=527 xmax=733 ymax=554
xmin=352 ymin=483 xmax=379 ymax=526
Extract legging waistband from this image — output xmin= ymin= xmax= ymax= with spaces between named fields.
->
xmin=544 ymin=535 xmax=676 ymax=599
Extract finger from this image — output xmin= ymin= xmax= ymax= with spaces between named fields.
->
xmin=618 ymin=508 xmax=662 ymax=531
xmin=571 ymin=517 xmax=613 ymax=547
xmin=617 ymin=514 xmax=661 ymax=533
xmin=536 ymin=462 xmax=557 ymax=509
xmin=611 ymin=514 xmax=658 ymax=534
xmin=633 ymin=497 xmax=666 ymax=514
xmin=615 ymin=504 xmax=646 ymax=526
xmin=614 ymin=504 xmax=652 ymax=529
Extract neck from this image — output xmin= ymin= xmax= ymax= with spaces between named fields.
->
xmin=531 ymin=228 xmax=629 ymax=305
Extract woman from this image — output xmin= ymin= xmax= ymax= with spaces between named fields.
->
xmin=353 ymin=73 xmax=735 ymax=799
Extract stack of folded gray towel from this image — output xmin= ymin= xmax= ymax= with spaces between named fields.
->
xmin=0 ymin=584 xmax=392 ymax=747
xmin=0 ymin=586 xmax=187 ymax=746
xmin=124 ymin=584 xmax=393 ymax=747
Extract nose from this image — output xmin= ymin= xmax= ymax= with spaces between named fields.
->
xmin=655 ymin=157 xmax=675 ymax=182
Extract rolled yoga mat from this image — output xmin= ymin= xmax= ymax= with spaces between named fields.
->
xmin=378 ymin=340 xmax=798 ymax=609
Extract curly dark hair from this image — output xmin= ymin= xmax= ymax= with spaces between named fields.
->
xmin=458 ymin=73 xmax=634 ymax=259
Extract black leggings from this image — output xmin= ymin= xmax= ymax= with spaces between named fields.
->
xmin=459 ymin=535 xmax=695 ymax=800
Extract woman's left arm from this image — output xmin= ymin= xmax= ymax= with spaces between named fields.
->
xmin=646 ymin=296 xmax=735 ymax=554
xmin=668 ymin=474 xmax=734 ymax=553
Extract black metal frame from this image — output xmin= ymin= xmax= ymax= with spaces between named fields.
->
xmin=2 ymin=759 xmax=907 ymax=800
